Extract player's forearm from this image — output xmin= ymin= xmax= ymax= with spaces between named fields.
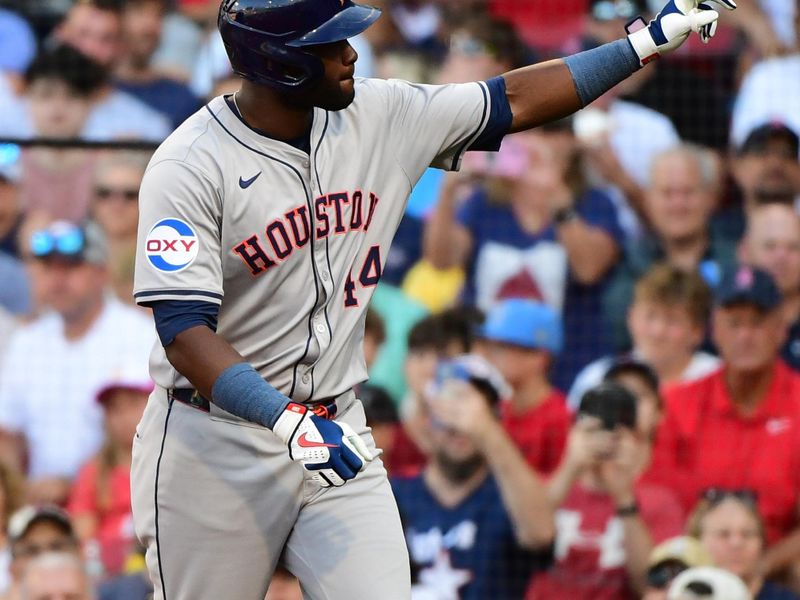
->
xmin=480 ymin=425 xmax=555 ymax=548
xmin=165 ymin=325 xmax=245 ymax=400
xmin=505 ymin=40 xmax=640 ymax=133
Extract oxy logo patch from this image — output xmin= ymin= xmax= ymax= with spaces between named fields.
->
xmin=146 ymin=218 xmax=199 ymax=272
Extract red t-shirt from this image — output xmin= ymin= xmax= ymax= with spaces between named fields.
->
xmin=386 ymin=424 xmax=427 ymax=478
xmin=652 ymin=362 xmax=800 ymax=545
xmin=526 ymin=481 xmax=684 ymax=600
xmin=68 ymin=459 xmax=134 ymax=576
xmin=501 ymin=390 xmax=570 ymax=476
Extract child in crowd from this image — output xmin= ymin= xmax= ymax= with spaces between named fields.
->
xmin=68 ymin=366 xmax=152 ymax=578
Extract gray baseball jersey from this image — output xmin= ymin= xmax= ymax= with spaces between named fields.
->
xmin=133 ymin=78 xmax=493 ymax=401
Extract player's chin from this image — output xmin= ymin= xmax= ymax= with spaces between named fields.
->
xmin=322 ymin=80 xmax=356 ymax=112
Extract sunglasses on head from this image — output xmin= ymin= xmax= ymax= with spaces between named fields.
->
xmin=30 ymin=224 xmax=85 ymax=259
xmin=701 ymin=487 xmax=758 ymax=506
xmin=95 ymin=186 xmax=139 ymax=202
xmin=647 ymin=561 xmax=687 ymax=590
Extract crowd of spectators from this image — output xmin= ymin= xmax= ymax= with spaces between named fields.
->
xmin=0 ymin=0 xmax=799 ymax=598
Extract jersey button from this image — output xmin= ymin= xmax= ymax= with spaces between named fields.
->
xmin=321 ymin=271 xmax=329 ymax=281
xmin=315 ymin=323 xmax=326 ymax=334
xmin=302 ymin=159 xmax=310 ymax=169
xmin=302 ymin=374 xmax=310 ymax=384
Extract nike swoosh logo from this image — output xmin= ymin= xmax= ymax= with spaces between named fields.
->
xmin=297 ymin=433 xmax=338 ymax=449
xmin=239 ymin=172 xmax=262 ymax=189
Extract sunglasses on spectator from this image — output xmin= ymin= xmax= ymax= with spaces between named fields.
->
xmin=30 ymin=224 xmax=85 ymax=259
xmin=95 ymin=186 xmax=139 ymax=202
xmin=592 ymin=0 xmax=639 ymax=21
xmin=12 ymin=536 xmax=78 ymax=559
xmin=701 ymin=488 xmax=758 ymax=506
xmin=647 ymin=561 xmax=687 ymax=590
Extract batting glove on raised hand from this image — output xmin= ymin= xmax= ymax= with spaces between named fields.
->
xmin=627 ymin=0 xmax=736 ymax=65
xmin=273 ymin=403 xmax=375 ymax=487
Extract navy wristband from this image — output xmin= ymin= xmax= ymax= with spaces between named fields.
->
xmin=211 ymin=363 xmax=291 ymax=429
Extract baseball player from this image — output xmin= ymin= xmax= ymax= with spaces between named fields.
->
xmin=130 ymin=1 xmax=735 ymax=598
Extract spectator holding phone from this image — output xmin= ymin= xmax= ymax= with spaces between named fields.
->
xmin=528 ymin=382 xmax=683 ymax=599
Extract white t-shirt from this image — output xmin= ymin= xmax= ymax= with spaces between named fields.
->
xmin=0 ymin=297 xmax=155 ymax=479
xmin=731 ymin=54 xmax=800 ymax=148
xmin=567 ymin=350 xmax=721 ymax=411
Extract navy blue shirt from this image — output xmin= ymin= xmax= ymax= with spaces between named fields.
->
xmin=392 ymin=474 xmax=548 ymax=600
xmin=116 ymin=78 xmax=201 ymax=130
xmin=757 ymin=580 xmax=800 ymax=600
xmin=457 ymin=187 xmax=624 ymax=391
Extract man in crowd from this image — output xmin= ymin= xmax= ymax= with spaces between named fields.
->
xmin=479 ymin=298 xmax=570 ymax=475
xmin=51 ymin=0 xmax=170 ymax=140
xmin=529 ymin=382 xmax=683 ymax=599
xmin=653 ymin=264 xmax=800 ymax=579
xmin=20 ymin=552 xmax=94 ymax=600
xmin=641 ymin=536 xmax=712 ymax=600
xmin=392 ymin=355 xmax=553 ymax=599
xmin=739 ymin=203 xmax=800 ymax=371
xmin=2 ymin=506 xmax=81 ymax=600
xmin=115 ymin=0 xmax=200 ymax=129
xmin=570 ymin=263 xmax=719 ymax=408
xmin=605 ymin=144 xmax=737 ymax=350
xmin=0 ymin=221 xmax=154 ymax=504
xmin=716 ymin=123 xmax=800 ymax=240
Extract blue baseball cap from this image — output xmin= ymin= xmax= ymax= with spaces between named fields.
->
xmin=479 ymin=298 xmax=563 ymax=354
xmin=714 ymin=264 xmax=782 ymax=312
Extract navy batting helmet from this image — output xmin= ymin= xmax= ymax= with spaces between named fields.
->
xmin=218 ymin=0 xmax=381 ymax=92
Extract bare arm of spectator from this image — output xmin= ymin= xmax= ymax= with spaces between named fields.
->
xmin=724 ymin=0 xmax=786 ymax=57
xmin=599 ymin=429 xmax=654 ymax=594
xmin=0 ymin=429 xmax=25 ymax=475
xmin=556 ymin=215 xmax=620 ymax=284
xmin=430 ymin=381 xmax=555 ymax=548
xmin=422 ymin=172 xmax=473 ymax=270
xmin=547 ymin=417 xmax=613 ymax=506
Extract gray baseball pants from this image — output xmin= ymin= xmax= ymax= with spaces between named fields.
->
xmin=131 ymin=386 xmax=411 ymax=600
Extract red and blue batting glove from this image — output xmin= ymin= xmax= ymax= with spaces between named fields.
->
xmin=273 ymin=402 xmax=375 ymax=487
xmin=627 ymin=0 xmax=736 ymax=66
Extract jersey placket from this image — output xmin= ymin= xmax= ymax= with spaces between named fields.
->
xmin=297 ymin=117 xmax=335 ymax=401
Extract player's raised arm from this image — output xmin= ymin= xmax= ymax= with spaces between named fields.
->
xmin=503 ymin=0 xmax=735 ymax=132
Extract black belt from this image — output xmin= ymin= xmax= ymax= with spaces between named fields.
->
xmin=169 ymin=388 xmax=339 ymax=420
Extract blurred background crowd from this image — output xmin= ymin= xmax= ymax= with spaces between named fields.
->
xmin=0 ymin=0 xmax=799 ymax=598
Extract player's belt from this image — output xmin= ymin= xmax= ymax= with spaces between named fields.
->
xmin=169 ymin=388 xmax=339 ymax=420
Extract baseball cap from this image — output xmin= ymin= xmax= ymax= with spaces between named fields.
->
xmin=8 ymin=505 xmax=75 ymax=545
xmin=29 ymin=220 xmax=107 ymax=265
xmin=649 ymin=536 xmax=712 ymax=570
xmin=430 ymin=354 xmax=512 ymax=407
xmin=667 ymin=566 xmax=751 ymax=600
xmin=578 ymin=382 xmax=637 ymax=430
xmin=738 ymin=122 xmax=799 ymax=157
xmin=604 ymin=356 xmax=660 ymax=393
xmin=96 ymin=362 xmax=154 ymax=406
xmin=713 ymin=265 xmax=782 ymax=312
xmin=479 ymin=298 xmax=563 ymax=355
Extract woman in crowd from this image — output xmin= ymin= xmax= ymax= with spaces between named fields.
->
xmin=688 ymin=490 xmax=800 ymax=600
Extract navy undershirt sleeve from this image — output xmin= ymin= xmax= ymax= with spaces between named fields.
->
xmin=468 ymin=76 xmax=513 ymax=152
xmin=150 ymin=299 xmax=220 ymax=346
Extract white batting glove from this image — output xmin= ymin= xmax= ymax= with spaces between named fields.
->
xmin=627 ymin=0 xmax=736 ymax=65
xmin=273 ymin=403 xmax=375 ymax=487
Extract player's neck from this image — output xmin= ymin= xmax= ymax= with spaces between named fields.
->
xmin=235 ymin=83 xmax=313 ymax=140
